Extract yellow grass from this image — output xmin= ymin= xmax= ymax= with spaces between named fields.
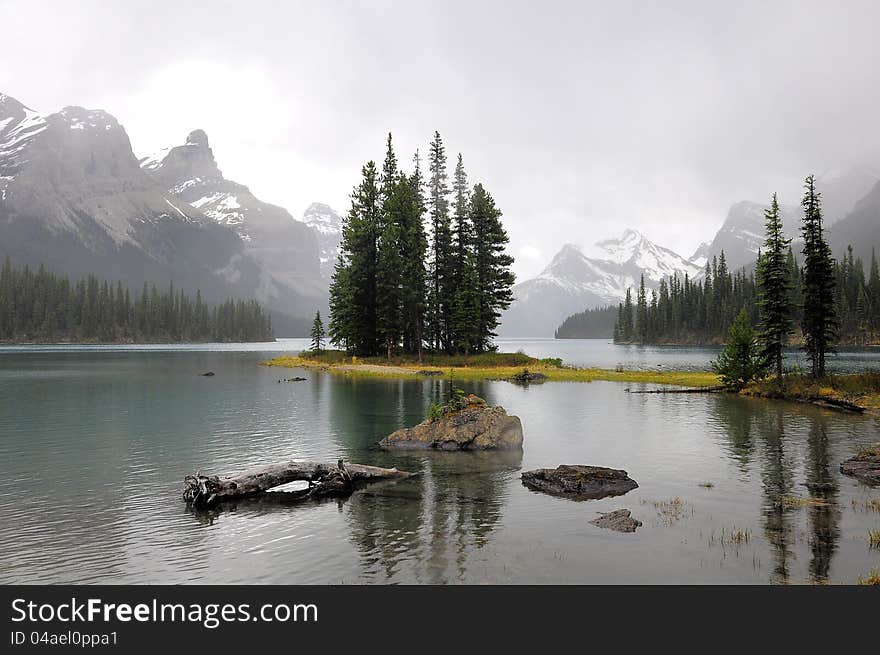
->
xmin=777 ymin=494 xmax=833 ymax=509
xmin=262 ymin=354 xmax=720 ymax=387
xmin=858 ymin=569 xmax=880 ymax=585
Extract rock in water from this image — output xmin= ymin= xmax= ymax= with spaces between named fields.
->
xmin=840 ymin=444 xmax=880 ymax=485
xmin=590 ymin=509 xmax=642 ymax=532
xmin=378 ymin=405 xmax=523 ymax=451
xmin=521 ymin=465 xmax=638 ymax=499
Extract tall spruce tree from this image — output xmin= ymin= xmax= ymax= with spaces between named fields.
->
xmin=449 ymin=153 xmax=475 ymax=352
xmin=427 ymin=131 xmax=452 ymax=351
xmin=469 ymin=183 xmax=515 ymax=351
xmin=328 ymin=161 xmax=381 ymax=354
xmin=635 ymin=275 xmax=648 ymax=342
xmin=310 ymin=311 xmax=325 ymax=353
xmin=401 ymin=152 xmax=428 ymax=359
xmin=757 ymin=193 xmax=793 ymax=382
xmin=800 ymin=175 xmax=837 ymax=377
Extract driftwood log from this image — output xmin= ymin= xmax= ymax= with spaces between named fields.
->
xmin=183 ymin=459 xmax=413 ymax=508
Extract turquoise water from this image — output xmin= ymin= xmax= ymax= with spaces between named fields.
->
xmin=0 ymin=340 xmax=878 ymax=584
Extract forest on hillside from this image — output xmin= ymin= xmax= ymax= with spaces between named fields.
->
xmin=0 ymin=259 xmax=274 ymax=343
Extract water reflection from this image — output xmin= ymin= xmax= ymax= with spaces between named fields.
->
xmin=709 ymin=395 xmax=851 ymax=584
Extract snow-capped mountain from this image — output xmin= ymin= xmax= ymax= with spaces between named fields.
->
xmin=300 ymin=202 xmax=343 ymax=281
xmin=689 ymin=242 xmax=711 ymax=268
xmin=702 ymin=167 xmax=879 ymax=272
xmin=0 ymin=92 xmax=276 ymax=307
xmin=141 ymin=130 xmax=327 ymax=319
xmin=499 ymin=229 xmax=702 ymax=337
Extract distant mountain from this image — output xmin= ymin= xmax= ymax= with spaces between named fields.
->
xmin=701 ymin=168 xmax=878 ymax=272
xmin=500 ymin=229 xmax=701 ymax=337
xmin=689 ymin=242 xmax=712 ymax=268
xmin=830 ymin=180 xmax=880 ymax=264
xmin=0 ymin=92 xmax=280 ymax=315
xmin=141 ymin=130 xmax=327 ymax=321
xmin=299 ymin=202 xmax=343 ymax=281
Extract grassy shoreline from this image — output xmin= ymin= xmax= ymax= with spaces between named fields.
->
xmin=743 ymin=372 xmax=880 ymax=413
xmin=262 ymin=351 xmax=720 ymax=387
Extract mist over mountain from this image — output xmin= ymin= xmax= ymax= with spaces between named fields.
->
xmin=0 ymin=91 xmax=328 ymax=335
xmin=500 ymin=229 xmax=701 ymax=337
xmin=830 ymin=180 xmax=880 ymax=264
xmin=141 ymin=129 xmax=328 ymax=320
xmin=299 ymin=202 xmax=343 ymax=282
xmin=700 ymin=168 xmax=879 ymax=273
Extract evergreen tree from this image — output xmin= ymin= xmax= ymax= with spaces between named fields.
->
xmin=376 ymin=176 xmax=409 ymax=358
xmin=329 ymin=161 xmax=381 ymax=354
xmin=800 ymin=175 xmax=837 ymax=377
xmin=449 ymin=153 xmax=475 ymax=352
xmin=469 ymin=183 xmax=515 ymax=351
xmin=712 ymin=309 xmax=766 ymax=389
xmin=757 ymin=193 xmax=793 ymax=382
xmin=622 ymin=288 xmax=634 ymax=341
xmin=635 ymin=275 xmax=648 ymax=342
xmin=310 ymin=311 xmax=325 ymax=353
xmin=427 ymin=131 xmax=452 ymax=351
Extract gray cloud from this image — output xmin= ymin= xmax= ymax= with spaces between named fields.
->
xmin=3 ymin=0 xmax=879 ymax=279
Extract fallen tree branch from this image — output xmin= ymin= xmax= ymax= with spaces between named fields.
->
xmin=183 ymin=459 xmax=414 ymax=508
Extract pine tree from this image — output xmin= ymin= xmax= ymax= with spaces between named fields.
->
xmin=757 ymin=193 xmax=793 ymax=382
xmin=310 ymin=311 xmax=325 ymax=353
xmin=712 ymin=309 xmax=766 ymax=389
xmin=427 ymin=131 xmax=452 ymax=351
xmin=401 ymin=152 xmax=428 ymax=359
xmin=329 ymin=161 xmax=381 ymax=354
xmin=376 ymin=176 xmax=408 ymax=358
xmin=622 ymin=288 xmax=634 ymax=341
xmin=449 ymin=153 xmax=473 ymax=352
xmin=469 ymin=183 xmax=515 ymax=351
xmin=635 ymin=275 xmax=648 ymax=342
xmin=800 ymin=174 xmax=837 ymax=377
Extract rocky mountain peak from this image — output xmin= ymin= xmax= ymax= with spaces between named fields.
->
xmin=140 ymin=129 xmax=222 ymax=181
xmin=186 ymin=129 xmax=209 ymax=148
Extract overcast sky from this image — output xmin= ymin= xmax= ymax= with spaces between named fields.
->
xmin=3 ymin=0 xmax=880 ymax=279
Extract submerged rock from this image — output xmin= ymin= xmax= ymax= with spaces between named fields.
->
xmin=521 ymin=465 xmax=638 ymax=500
xmin=509 ymin=369 xmax=547 ymax=385
xmin=378 ymin=404 xmax=523 ymax=451
xmin=590 ymin=509 xmax=642 ymax=532
xmin=840 ymin=444 xmax=880 ymax=485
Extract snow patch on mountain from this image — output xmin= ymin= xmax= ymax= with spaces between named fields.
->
xmin=300 ymin=202 xmax=343 ymax=280
xmin=500 ymin=230 xmax=702 ymax=336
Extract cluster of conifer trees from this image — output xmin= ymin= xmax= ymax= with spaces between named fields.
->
xmin=614 ymin=176 xmax=858 ymax=378
xmin=554 ymin=305 xmax=618 ymax=339
xmin=329 ymin=133 xmax=515 ymax=357
xmin=0 ymin=259 xmax=274 ymax=343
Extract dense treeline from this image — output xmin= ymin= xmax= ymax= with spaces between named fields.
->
xmin=329 ymin=132 xmax=515 ymax=357
xmin=0 ymin=259 xmax=274 ymax=343
xmin=554 ymin=305 xmax=617 ymax=338
xmin=612 ymin=246 xmax=879 ymax=346
xmin=613 ymin=176 xmax=877 ymax=351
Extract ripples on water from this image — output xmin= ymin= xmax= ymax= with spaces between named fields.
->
xmin=0 ymin=341 xmax=878 ymax=584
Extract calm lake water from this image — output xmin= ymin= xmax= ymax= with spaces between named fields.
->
xmin=1 ymin=339 xmax=878 ymax=584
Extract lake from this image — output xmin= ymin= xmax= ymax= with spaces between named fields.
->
xmin=1 ymin=339 xmax=878 ymax=584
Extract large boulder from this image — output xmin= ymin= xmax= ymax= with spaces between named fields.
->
xmin=378 ymin=404 xmax=523 ymax=451
xmin=521 ymin=465 xmax=638 ymax=500
xmin=840 ymin=444 xmax=880 ymax=485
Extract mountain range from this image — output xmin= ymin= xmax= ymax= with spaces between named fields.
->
xmin=501 ymin=167 xmax=880 ymax=337
xmin=0 ymin=91 xmax=331 ymax=335
xmin=500 ymin=230 xmax=702 ymax=337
